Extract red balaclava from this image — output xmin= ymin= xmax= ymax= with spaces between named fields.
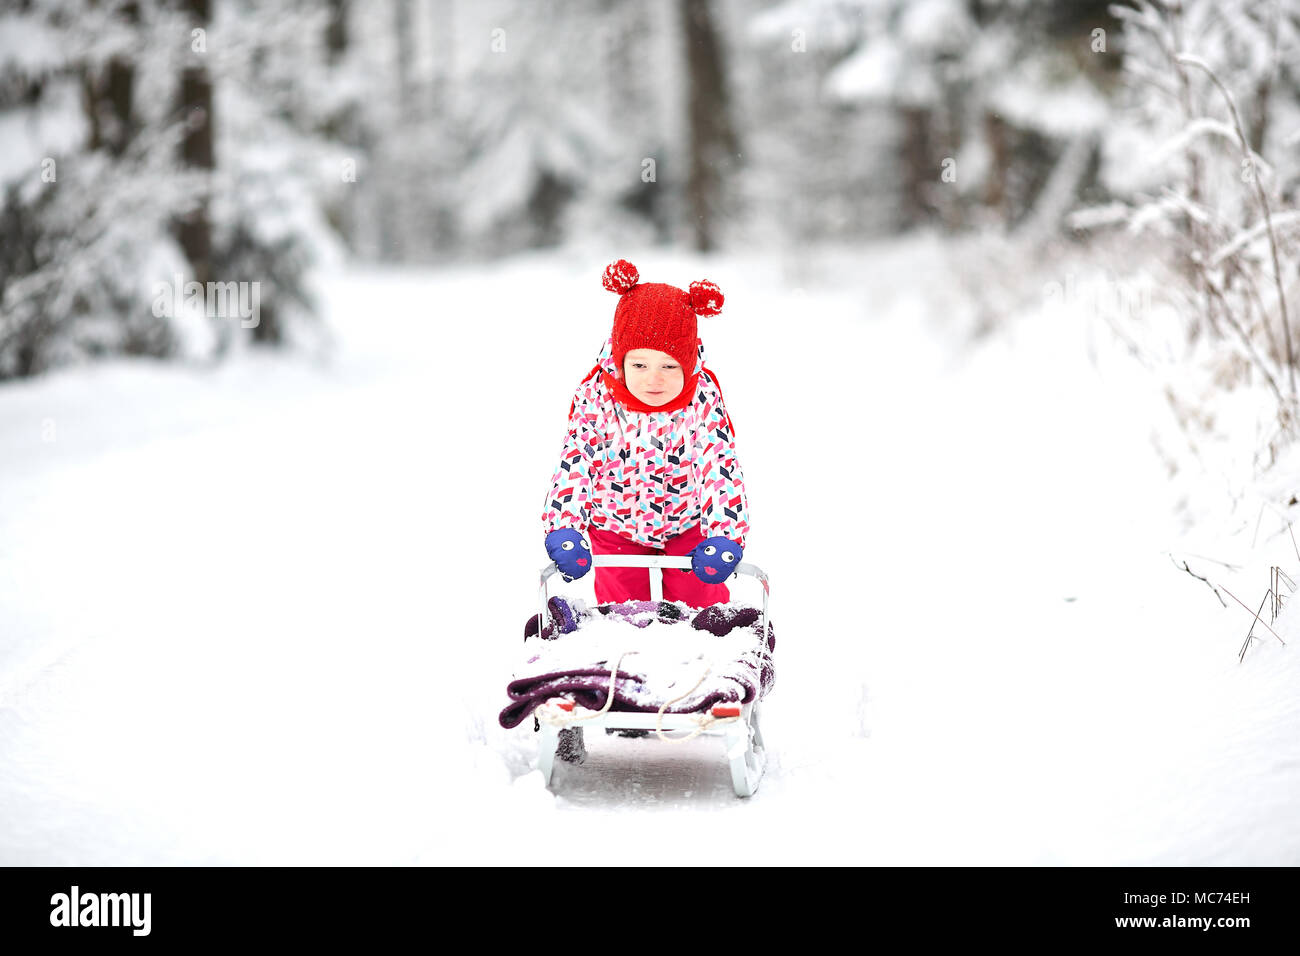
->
xmin=600 ymin=259 xmax=723 ymax=414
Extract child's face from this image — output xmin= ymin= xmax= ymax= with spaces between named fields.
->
xmin=622 ymin=349 xmax=684 ymax=406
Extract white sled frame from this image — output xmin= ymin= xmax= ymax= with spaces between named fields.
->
xmin=533 ymin=555 xmax=770 ymax=797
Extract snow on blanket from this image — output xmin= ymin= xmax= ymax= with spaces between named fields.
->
xmin=499 ymin=609 xmax=775 ymax=729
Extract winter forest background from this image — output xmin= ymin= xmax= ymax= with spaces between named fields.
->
xmin=5 ymin=0 xmax=1300 ymax=486
xmin=4 ymin=0 xmax=1300 ymax=864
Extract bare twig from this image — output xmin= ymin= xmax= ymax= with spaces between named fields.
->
xmin=1176 ymin=52 xmax=1295 ymax=395
xmin=1172 ymin=553 xmax=1288 ymax=658
xmin=1220 ymin=583 xmax=1286 ymax=645
xmin=1272 ymin=565 xmax=1296 ymax=618
xmin=1171 ymin=554 xmax=1229 ymax=606
xmin=1238 ymin=588 xmax=1273 ymax=662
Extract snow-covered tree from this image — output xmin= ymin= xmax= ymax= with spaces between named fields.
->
xmin=1084 ymin=0 xmax=1300 ymax=464
xmin=1 ymin=0 xmax=194 ymax=376
xmin=0 ymin=0 xmax=331 ymax=379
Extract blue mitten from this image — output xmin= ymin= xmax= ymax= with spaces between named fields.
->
xmin=545 ymin=528 xmax=592 ymax=582
xmin=690 ymin=535 xmax=743 ymax=584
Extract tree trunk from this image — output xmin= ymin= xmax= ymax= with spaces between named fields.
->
xmin=899 ymin=106 xmax=934 ymax=228
xmin=326 ymin=0 xmax=348 ymax=65
xmin=174 ymin=0 xmax=214 ymax=289
xmin=680 ymin=0 xmax=739 ymax=252
xmin=82 ymin=1 xmax=139 ymax=157
xmin=984 ymin=110 xmax=1009 ymax=224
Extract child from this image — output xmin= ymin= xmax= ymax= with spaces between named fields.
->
xmin=540 ymin=258 xmax=750 ymax=609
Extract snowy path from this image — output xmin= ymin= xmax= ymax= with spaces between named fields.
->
xmin=1 ymin=247 xmax=1297 ymax=864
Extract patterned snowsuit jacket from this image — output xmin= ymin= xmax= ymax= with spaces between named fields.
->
xmin=542 ymin=334 xmax=750 ymax=550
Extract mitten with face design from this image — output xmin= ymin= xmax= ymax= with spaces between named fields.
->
xmin=689 ymin=535 xmax=743 ymax=584
xmin=545 ymin=528 xmax=593 ymax=582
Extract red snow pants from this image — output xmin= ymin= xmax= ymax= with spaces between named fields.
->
xmin=588 ymin=524 xmax=731 ymax=609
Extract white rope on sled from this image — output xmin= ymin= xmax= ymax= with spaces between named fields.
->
xmin=535 ymin=649 xmax=741 ymax=742
xmin=652 ymin=657 xmax=739 ymax=743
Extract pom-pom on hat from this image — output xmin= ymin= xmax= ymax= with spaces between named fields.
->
xmin=602 ymin=258 xmax=724 ymax=379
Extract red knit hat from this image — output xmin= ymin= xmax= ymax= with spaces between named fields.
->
xmin=600 ymin=259 xmax=724 ymax=414
xmin=566 ymin=259 xmax=736 ymax=430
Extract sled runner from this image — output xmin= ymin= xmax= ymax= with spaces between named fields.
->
xmin=508 ymin=555 xmax=773 ymax=798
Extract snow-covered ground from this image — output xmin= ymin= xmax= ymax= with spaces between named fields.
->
xmin=2 ymin=239 xmax=1297 ymax=865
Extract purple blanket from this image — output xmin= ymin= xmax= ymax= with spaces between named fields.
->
xmin=499 ymin=600 xmax=775 ymax=729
